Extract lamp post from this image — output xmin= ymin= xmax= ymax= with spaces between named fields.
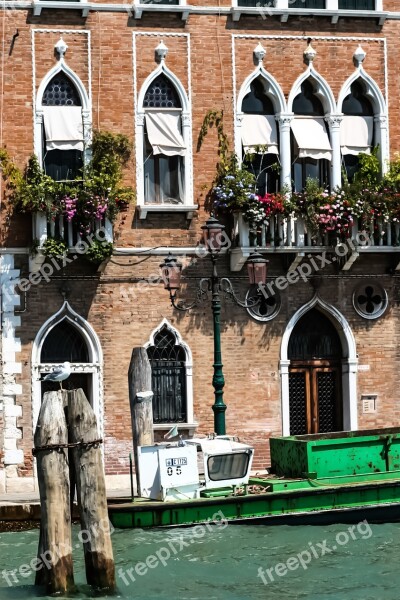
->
xmin=160 ymin=216 xmax=269 ymax=436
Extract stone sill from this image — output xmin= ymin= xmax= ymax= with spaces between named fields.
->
xmin=153 ymin=423 xmax=198 ymax=433
xmin=138 ymin=204 xmax=198 ymax=220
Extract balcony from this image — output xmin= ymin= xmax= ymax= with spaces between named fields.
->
xmin=231 ymin=0 xmax=385 ymax=24
xmin=230 ymin=213 xmax=400 ymax=271
xmin=30 ymin=212 xmax=113 ymax=273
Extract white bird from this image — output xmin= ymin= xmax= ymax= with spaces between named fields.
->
xmin=43 ymin=362 xmax=71 ymax=389
xmin=164 ymin=425 xmax=179 ymax=440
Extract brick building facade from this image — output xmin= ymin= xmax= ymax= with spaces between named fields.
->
xmin=1 ymin=0 xmax=400 ymax=494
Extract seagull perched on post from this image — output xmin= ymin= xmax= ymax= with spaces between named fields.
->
xmin=43 ymin=362 xmax=71 ymax=389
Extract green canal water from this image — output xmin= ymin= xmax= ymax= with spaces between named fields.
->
xmin=0 ymin=521 xmax=399 ymax=600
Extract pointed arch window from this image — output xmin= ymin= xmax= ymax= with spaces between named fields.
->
xmin=143 ymin=75 xmax=185 ymax=205
xmin=341 ymin=80 xmax=374 ymax=182
xmin=39 ymin=319 xmax=93 ymax=400
xmin=291 ymin=79 xmax=331 ymax=191
xmin=41 ymin=72 xmax=84 ymax=182
xmin=32 ymin=302 xmax=103 ymax=438
xmin=147 ymin=326 xmax=188 ymax=423
xmin=241 ymin=77 xmax=279 ymax=195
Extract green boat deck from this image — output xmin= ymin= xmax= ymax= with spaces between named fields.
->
xmin=109 ymin=428 xmax=400 ymax=528
xmin=108 ymin=472 xmax=400 ymax=528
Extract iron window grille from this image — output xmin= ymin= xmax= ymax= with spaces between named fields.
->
xmin=147 ymin=327 xmax=187 ymax=423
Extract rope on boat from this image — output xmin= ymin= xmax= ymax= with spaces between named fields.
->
xmin=32 ymin=438 xmax=103 ymax=456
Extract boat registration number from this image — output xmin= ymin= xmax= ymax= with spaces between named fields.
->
xmin=166 ymin=457 xmax=188 ymax=467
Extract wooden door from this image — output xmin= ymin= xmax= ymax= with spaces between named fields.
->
xmin=289 ymin=361 xmax=342 ymax=435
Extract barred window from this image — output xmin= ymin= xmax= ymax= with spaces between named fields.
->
xmin=147 ymin=326 xmax=187 ymax=423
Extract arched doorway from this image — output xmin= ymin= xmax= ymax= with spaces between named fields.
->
xmin=31 ymin=301 xmax=103 ymax=437
xmin=280 ymin=295 xmax=358 ymax=436
xmin=288 ymin=309 xmax=342 ymax=435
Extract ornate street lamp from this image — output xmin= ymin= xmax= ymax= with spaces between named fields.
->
xmin=161 ymin=216 xmax=269 ymax=436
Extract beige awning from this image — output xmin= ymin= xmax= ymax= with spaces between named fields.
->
xmin=340 ymin=115 xmax=374 ymax=155
xmin=145 ymin=111 xmax=186 ymax=156
xmin=291 ymin=116 xmax=332 ymax=161
xmin=241 ymin=114 xmax=279 ymax=154
xmin=43 ymin=106 xmax=84 ymax=152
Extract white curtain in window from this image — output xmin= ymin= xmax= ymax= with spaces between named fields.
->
xmin=241 ymin=114 xmax=279 ymax=154
xmin=291 ymin=117 xmax=332 ymax=160
xmin=43 ymin=106 xmax=84 ymax=151
xmin=145 ymin=111 xmax=186 ymax=156
xmin=340 ymin=116 xmax=374 ymax=155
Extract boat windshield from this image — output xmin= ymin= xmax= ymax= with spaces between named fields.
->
xmin=207 ymin=452 xmax=250 ymax=481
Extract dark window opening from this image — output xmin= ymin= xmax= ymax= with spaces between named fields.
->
xmin=288 ymin=309 xmax=342 ymax=361
xmin=339 ymin=0 xmax=374 ymax=9
xmin=41 ymin=372 xmax=91 ymax=399
xmin=41 ymin=320 xmax=89 ymax=363
xmin=242 ymin=78 xmax=274 ymax=115
xmin=147 ymin=327 xmax=187 ymax=423
xmin=293 ymin=80 xmax=324 ymax=117
xmin=342 ymin=80 xmax=374 ymax=183
xmin=144 ymin=134 xmax=183 ymax=204
xmin=293 ymin=156 xmax=330 ymax=192
xmin=343 ymin=81 xmax=373 ymax=116
xmin=42 ymin=72 xmax=83 ymax=181
xmin=243 ymin=152 xmax=279 ymax=195
xmin=292 ymin=80 xmax=329 ymax=191
xmin=291 ymin=0 xmax=325 ymax=6
xmin=43 ymin=144 xmax=83 ymax=182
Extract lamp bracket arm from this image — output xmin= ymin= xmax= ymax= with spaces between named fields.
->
xmin=170 ymin=278 xmax=210 ymax=311
xmin=220 ymin=278 xmax=263 ymax=309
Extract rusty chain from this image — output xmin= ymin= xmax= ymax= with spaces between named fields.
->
xmin=32 ymin=438 xmax=103 ymax=456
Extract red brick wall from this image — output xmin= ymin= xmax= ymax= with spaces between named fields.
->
xmin=1 ymin=8 xmax=400 ymax=475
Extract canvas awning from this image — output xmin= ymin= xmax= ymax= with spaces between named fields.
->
xmin=241 ymin=114 xmax=279 ymax=154
xmin=291 ymin=116 xmax=332 ymax=161
xmin=43 ymin=106 xmax=84 ymax=152
xmin=145 ymin=111 xmax=186 ymax=156
xmin=340 ymin=115 xmax=374 ymax=155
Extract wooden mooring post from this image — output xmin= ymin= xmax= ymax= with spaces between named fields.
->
xmin=34 ymin=388 xmax=115 ymax=593
xmin=128 ymin=347 xmax=154 ymax=495
xmin=33 ymin=390 xmax=74 ymax=595
xmin=67 ymin=388 xmax=115 ymax=591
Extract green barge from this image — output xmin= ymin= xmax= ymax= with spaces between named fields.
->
xmin=108 ymin=428 xmax=400 ymax=529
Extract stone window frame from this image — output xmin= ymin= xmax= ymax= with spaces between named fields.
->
xmin=31 ymin=301 xmax=104 ymax=441
xmin=135 ymin=41 xmax=196 ymax=219
xmin=144 ymin=318 xmax=197 ymax=433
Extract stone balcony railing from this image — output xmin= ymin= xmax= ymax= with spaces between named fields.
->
xmin=229 ymin=213 xmax=400 ymax=271
xmin=30 ymin=212 xmax=113 ymax=272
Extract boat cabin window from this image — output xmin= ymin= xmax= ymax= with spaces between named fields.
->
xmin=207 ymin=452 xmax=250 ymax=481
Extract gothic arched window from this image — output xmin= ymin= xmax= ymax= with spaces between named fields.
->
xmin=241 ymin=77 xmax=279 ymax=196
xmin=147 ymin=325 xmax=188 ymax=423
xmin=42 ymin=73 xmax=83 ymax=181
xmin=143 ymin=75 xmax=185 ymax=205
xmin=40 ymin=319 xmax=92 ymax=398
xmin=341 ymin=80 xmax=374 ymax=182
xmin=291 ymin=79 xmax=331 ymax=191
